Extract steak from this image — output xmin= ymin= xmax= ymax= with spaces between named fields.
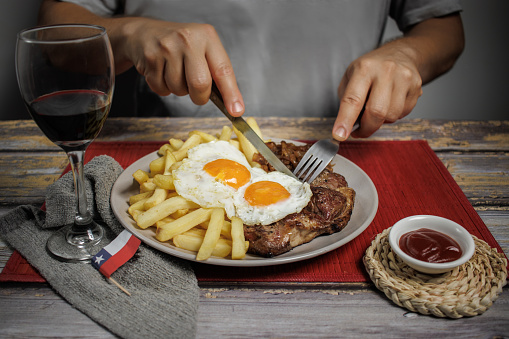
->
xmin=246 ymin=141 xmax=355 ymax=257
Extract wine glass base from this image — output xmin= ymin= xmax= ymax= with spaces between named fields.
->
xmin=46 ymin=221 xmax=110 ymax=262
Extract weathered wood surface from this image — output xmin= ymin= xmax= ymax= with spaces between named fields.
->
xmin=0 ymin=282 xmax=508 ymax=339
xmin=1 ymin=118 xmax=508 ymax=150
xmin=0 ymin=118 xmax=508 ymax=338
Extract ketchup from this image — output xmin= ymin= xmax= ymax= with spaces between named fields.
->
xmin=399 ymin=228 xmax=462 ymax=263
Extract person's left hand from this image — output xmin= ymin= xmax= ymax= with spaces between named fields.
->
xmin=332 ymin=42 xmax=423 ymax=140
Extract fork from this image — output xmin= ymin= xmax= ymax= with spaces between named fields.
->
xmin=293 ymin=138 xmax=339 ymax=184
xmin=293 ymin=114 xmax=363 ymax=183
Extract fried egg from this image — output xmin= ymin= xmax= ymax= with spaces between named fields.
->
xmin=173 ymin=140 xmax=265 ymax=217
xmin=233 ymin=171 xmax=312 ymax=225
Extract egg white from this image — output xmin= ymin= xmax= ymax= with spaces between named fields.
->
xmin=172 ymin=140 xmax=264 ymax=217
xmin=233 ymin=171 xmax=312 ymax=226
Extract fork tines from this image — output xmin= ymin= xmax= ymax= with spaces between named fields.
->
xmin=293 ymin=139 xmax=339 ymax=184
xmin=293 ymin=154 xmax=327 ymax=184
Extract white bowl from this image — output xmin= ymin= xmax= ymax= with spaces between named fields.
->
xmin=388 ymin=215 xmax=475 ymax=274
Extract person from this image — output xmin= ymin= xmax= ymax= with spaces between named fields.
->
xmin=38 ymin=0 xmax=464 ymax=141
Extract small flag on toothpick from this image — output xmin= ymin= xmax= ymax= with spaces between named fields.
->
xmin=92 ymin=230 xmax=141 ymax=296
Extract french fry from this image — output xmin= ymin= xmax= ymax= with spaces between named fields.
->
xmin=128 ymin=198 xmax=148 ymax=216
xmin=137 ymin=196 xmax=200 ymax=229
xmin=246 ymin=117 xmax=263 ymax=140
xmin=130 ymin=210 xmax=142 ymax=222
xmin=153 ymin=174 xmax=175 ymax=190
xmin=149 ymin=155 xmax=166 ymax=175
xmin=172 ymin=134 xmax=201 ymax=161
xmin=155 ymin=216 xmax=175 ymax=228
xmin=173 ymin=234 xmax=232 ymax=258
xmin=169 ymin=161 xmax=183 ymax=172
xmin=228 ymin=139 xmax=240 ymax=150
xmin=218 ymin=125 xmax=233 ymax=141
xmin=140 ymin=180 xmax=157 ymax=193
xmin=132 ymin=169 xmax=150 ymax=185
xmin=231 ymin=217 xmax=248 ymax=259
xmin=183 ymin=228 xmax=207 ymax=238
xmin=235 ymin=117 xmax=264 ymax=167
xmin=129 ymin=191 xmax=153 ymax=205
xmin=189 ymin=130 xmax=217 ymax=143
xmin=169 ymin=138 xmax=184 ymax=150
xmin=158 ymin=143 xmax=172 ymax=156
xmin=171 ymin=208 xmax=189 ymax=219
xmin=199 ymin=219 xmax=232 ymax=240
xmin=233 ymin=125 xmax=257 ymax=165
xmin=156 ymin=208 xmax=213 ymax=241
xmin=221 ymin=220 xmax=232 ymax=239
xmin=143 ymin=188 xmax=168 ymax=210
xmin=166 ymin=191 xmax=179 ymax=199
xmin=163 ymin=150 xmax=177 ymax=175
xmin=196 ymin=208 xmax=224 ymax=260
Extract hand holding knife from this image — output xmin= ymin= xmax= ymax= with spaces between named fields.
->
xmin=209 ymin=83 xmax=298 ymax=179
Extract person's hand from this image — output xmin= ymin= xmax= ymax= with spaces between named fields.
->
xmin=120 ymin=18 xmax=245 ymax=116
xmin=332 ymin=43 xmax=423 ymax=140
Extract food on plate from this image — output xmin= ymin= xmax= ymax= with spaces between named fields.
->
xmin=172 ymin=140 xmax=266 ymax=218
xmin=127 ymin=123 xmax=259 ymax=260
xmin=173 ymin=139 xmax=312 ymax=226
xmin=248 ymin=141 xmax=355 ymax=256
xmin=230 ymin=216 xmax=247 ymax=259
xmin=126 ymin=119 xmax=355 ymax=260
xmin=233 ymin=171 xmax=312 ymax=226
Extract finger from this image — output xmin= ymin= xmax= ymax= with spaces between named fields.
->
xmin=164 ymin=51 xmax=188 ymax=97
xmin=386 ymin=82 xmax=409 ymax=123
xmin=184 ymin=53 xmax=212 ymax=105
xmin=143 ymin=57 xmax=172 ymax=96
xmin=402 ymin=79 xmax=423 ymax=118
xmin=333 ymin=74 xmax=371 ymax=141
xmin=389 ymin=67 xmax=422 ymax=121
xmin=205 ymin=39 xmax=244 ymax=116
xmin=402 ymin=88 xmax=421 ymax=118
xmin=352 ymin=78 xmax=389 ymax=138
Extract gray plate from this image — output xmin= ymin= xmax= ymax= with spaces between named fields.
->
xmin=110 ymin=139 xmax=378 ymax=267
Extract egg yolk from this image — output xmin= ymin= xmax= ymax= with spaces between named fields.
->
xmin=203 ymin=159 xmax=251 ymax=189
xmin=244 ymin=181 xmax=291 ymax=206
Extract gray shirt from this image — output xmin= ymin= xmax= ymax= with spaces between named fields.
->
xmin=63 ymin=0 xmax=462 ymax=117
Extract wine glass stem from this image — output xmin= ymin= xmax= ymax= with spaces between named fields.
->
xmin=67 ymin=150 xmax=93 ymax=226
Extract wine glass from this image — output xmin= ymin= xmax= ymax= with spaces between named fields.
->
xmin=16 ymin=24 xmax=115 ymax=261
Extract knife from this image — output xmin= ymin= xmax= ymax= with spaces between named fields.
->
xmin=209 ymin=83 xmax=298 ymax=179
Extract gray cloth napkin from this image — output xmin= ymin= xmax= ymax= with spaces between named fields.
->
xmin=0 ymin=155 xmax=199 ymax=339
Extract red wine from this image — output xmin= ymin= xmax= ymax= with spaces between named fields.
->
xmin=27 ymin=89 xmax=111 ymax=151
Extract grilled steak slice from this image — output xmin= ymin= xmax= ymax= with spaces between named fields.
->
xmin=253 ymin=140 xmax=311 ymax=172
xmin=247 ymin=141 xmax=356 ymax=257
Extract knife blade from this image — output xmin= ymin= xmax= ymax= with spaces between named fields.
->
xmin=209 ymin=84 xmax=298 ymax=180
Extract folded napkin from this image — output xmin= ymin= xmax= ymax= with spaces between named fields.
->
xmin=0 ymin=155 xmax=199 ymax=339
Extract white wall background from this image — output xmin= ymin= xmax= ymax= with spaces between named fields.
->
xmin=1 ymin=0 xmax=508 ymax=120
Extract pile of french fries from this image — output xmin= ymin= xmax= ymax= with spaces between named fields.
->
xmin=127 ymin=118 xmax=264 ymax=261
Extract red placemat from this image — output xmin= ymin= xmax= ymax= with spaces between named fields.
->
xmin=1 ymin=140 xmax=505 ymax=283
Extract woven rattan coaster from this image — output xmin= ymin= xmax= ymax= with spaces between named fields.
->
xmin=363 ymin=227 xmax=507 ymax=318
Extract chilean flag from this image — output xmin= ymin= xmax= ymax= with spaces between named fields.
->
xmin=92 ymin=230 xmax=141 ymax=278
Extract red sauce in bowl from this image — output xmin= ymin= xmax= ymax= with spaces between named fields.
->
xmin=399 ymin=228 xmax=462 ymax=263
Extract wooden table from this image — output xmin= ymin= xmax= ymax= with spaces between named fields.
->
xmin=1 ymin=117 xmax=508 ymax=338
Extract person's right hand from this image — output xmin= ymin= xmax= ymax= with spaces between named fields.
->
xmin=119 ymin=18 xmax=245 ymax=116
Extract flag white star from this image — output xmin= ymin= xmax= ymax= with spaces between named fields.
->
xmin=94 ymin=255 xmax=105 ymax=265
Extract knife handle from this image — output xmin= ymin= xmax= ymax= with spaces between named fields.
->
xmin=209 ymin=82 xmax=234 ymax=122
